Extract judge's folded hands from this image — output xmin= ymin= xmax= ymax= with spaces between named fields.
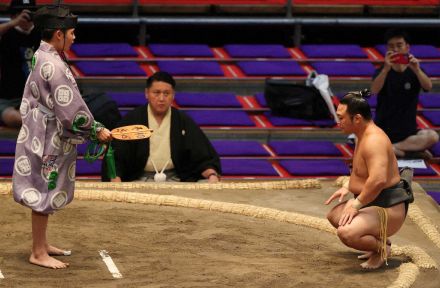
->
xmin=97 ymin=128 xmax=112 ymax=142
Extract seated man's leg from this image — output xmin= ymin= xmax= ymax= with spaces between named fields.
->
xmin=393 ymin=129 xmax=439 ymax=155
xmin=1 ymin=106 xmax=21 ymax=128
xmin=336 ymin=203 xmax=406 ymax=269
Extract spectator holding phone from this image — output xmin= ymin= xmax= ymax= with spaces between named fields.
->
xmin=0 ymin=0 xmax=40 ymax=128
xmin=371 ymin=28 xmax=437 ymax=159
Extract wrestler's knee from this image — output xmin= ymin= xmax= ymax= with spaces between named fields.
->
xmin=326 ymin=209 xmax=340 ymax=228
xmin=337 ymin=226 xmax=356 ymax=246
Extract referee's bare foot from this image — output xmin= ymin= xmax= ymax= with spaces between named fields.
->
xmin=29 ymin=253 xmax=69 ymax=269
xmin=47 ymin=245 xmax=71 ymax=256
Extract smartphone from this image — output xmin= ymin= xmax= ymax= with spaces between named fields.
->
xmin=393 ymin=53 xmax=409 ymax=64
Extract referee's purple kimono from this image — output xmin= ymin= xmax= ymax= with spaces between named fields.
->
xmin=13 ymin=41 xmax=99 ymax=214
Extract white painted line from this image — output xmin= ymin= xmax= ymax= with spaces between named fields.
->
xmin=338 ymin=144 xmax=353 ymax=157
xmin=243 ymin=97 xmax=255 ymax=108
xmin=262 ymin=144 xmax=276 ymax=157
xmin=303 ymin=66 xmax=313 ymax=74
xmin=99 ymin=250 xmax=122 ymax=279
xmin=289 ymin=48 xmax=303 ymax=59
xmin=253 ymin=115 xmax=267 ymax=128
xmin=365 ymin=48 xmax=379 ymax=60
xmin=0 ymin=269 xmax=4 ymax=279
xmin=213 ymin=48 xmax=226 ymax=58
xmin=226 ymin=66 xmax=238 ymax=78
xmin=137 ymin=47 xmax=149 ymax=58
xmin=272 ymin=164 xmax=283 ymax=177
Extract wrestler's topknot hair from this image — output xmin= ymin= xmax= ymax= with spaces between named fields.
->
xmin=340 ymin=89 xmax=372 ymax=121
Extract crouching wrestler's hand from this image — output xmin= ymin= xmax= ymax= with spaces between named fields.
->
xmin=97 ymin=128 xmax=112 ymax=142
xmin=324 ymin=186 xmax=350 ymax=205
xmin=338 ymin=199 xmax=359 ymax=226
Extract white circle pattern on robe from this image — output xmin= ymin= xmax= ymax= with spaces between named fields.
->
xmin=68 ymin=161 xmax=76 ymax=181
xmin=63 ymin=141 xmax=74 ymax=155
xmin=56 ymin=118 xmax=63 ymax=134
xmin=51 ymin=133 xmax=61 ymax=149
xmin=30 ymin=81 xmax=40 ymax=100
xmin=31 ymin=136 xmax=42 ymax=154
xmin=54 ymin=85 xmax=74 ymax=107
xmin=17 ymin=125 xmax=29 ymax=143
xmin=32 ymin=108 xmax=39 ymax=122
xmin=15 ymin=156 xmax=32 ymax=176
xmin=74 ymin=111 xmax=91 ymax=128
xmin=65 ymin=67 xmax=76 ymax=85
xmin=21 ymin=188 xmax=42 ymax=207
xmin=40 ymin=61 xmax=55 ymax=81
xmin=20 ymin=99 xmax=30 ymax=118
xmin=50 ymin=191 xmax=68 ymax=209
xmin=42 ymin=114 xmax=48 ymax=129
xmin=46 ymin=94 xmax=54 ymax=109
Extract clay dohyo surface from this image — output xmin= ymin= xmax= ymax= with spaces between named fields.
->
xmin=0 ymin=180 xmax=439 ymax=287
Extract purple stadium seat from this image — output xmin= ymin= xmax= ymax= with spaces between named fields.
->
xmin=419 ymin=93 xmax=440 ymax=108
xmin=212 ymin=140 xmax=270 ymax=156
xmin=70 ymin=43 xmax=138 ymax=57
xmin=421 ymin=111 xmax=440 ymax=126
xmin=77 ymin=143 xmax=88 ymax=156
xmin=300 ymin=44 xmax=367 ymax=58
xmin=427 ymin=191 xmax=440 ymax=205
xmin=269 ymin=140 xmax=342 ymax=156
xmin=265 ymin=113 xmax=313 ymax=126
xmin=157 ymin=61 xmax=224 ymax=76
xmin=429 ymin=141 xmax=440 ymax=157
xmin=312 ymin=119 xmax=337 ymax=127
xmin=255 ymin=92 xmax=267 ymax=107
xmin=75 ymin=61 xmax=146 ymax=76
xmin=311 ymin=61 xmax=376 ymax=77
xmin=237 ymin=61 xmax=306 ymax=76
xmin=175 ymin=92 xmax=241 ymax=107
xmin=220 ymin=159 xmax=278 ymax=176
xmin=148 ymin=44 xmax=213 ymax=57
xmin=420 ymin=63 xmax=440 ymax=77
xmin=0 ymin=158 xmax=14 ymax=176
xmin=185 ymin=110 xmax=254 ymax=126
xmin=368 ymin=95 xmax=377 ymax=108
xmin=265 ymin=113 xmax=335 ymax=127
xmin=279 ymin=159 xmax=350 ymax=176
xmin=224 ymin=44 xmax=290 ymax=58
xmin=76 ymin=159 xmax=102 ymax=175
xmin=107 ymin=92 xmax=146 ymax=107
xmin=0 ymin=139 xmax=16 ymax=155
xmin=375 ymin=44 xmax=440 ymax=59
xmin=413 ymin=166 xmax=437 ymax=176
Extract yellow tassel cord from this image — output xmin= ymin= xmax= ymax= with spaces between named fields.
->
xmin=377 ymin=206 xmax=389 ymax=265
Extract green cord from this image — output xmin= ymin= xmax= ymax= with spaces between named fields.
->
xmin=84 ymin=141 xmax=117 ymax=179
xmin=84 ymin=141 xmax=107 ymax=163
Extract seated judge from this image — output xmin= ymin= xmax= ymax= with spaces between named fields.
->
xmin=110 ymin=71 xmax=221 ymax=183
